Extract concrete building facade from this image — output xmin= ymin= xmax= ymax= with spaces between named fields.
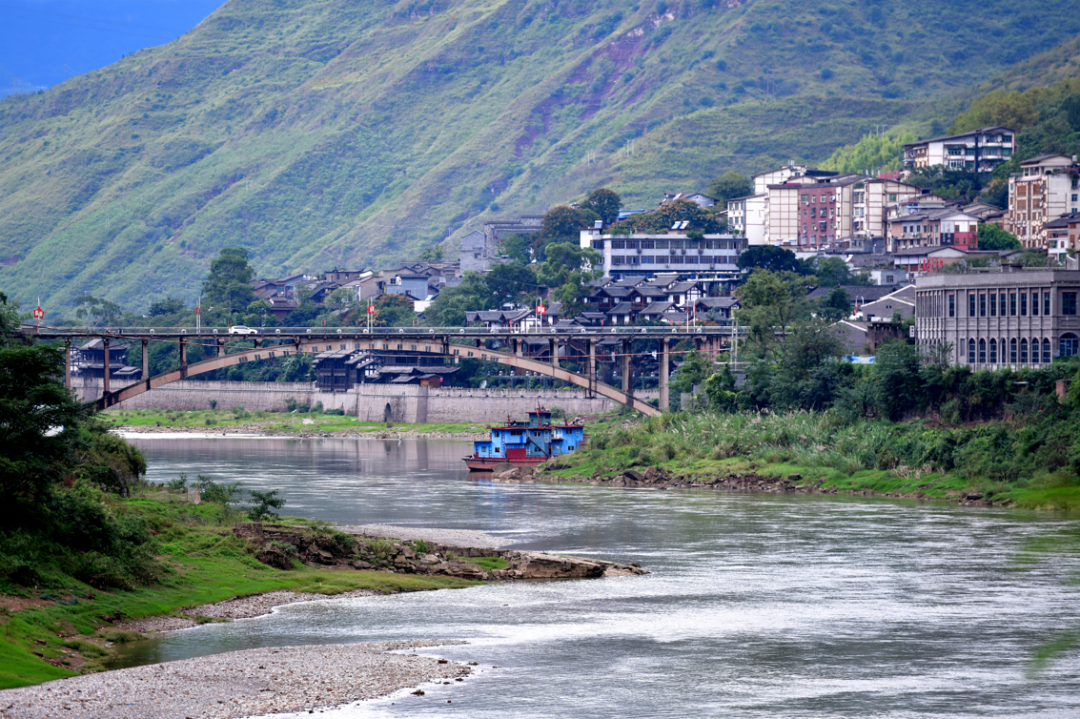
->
xmin=915 ymin=270 xmax=1080 ymax=368
xmin=580 ymin=229 xmax=746 ymax=283
xmin=1006 ymin=154 xmax=1080 ymax=249
xmin=902 ymin=127 xmax=1016 ymax=172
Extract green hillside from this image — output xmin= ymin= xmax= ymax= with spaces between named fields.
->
xmin=1 ymin=0 xmax=1079 ymax=312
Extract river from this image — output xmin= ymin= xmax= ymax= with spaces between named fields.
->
xmin=119 ymin=435 xmax=1080 ymax=718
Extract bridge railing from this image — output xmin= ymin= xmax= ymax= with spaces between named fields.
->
xmin=28 ymin=324 xmax=733 ymax=337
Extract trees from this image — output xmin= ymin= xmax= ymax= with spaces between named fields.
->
xmin=977 ymin=223 xmax=1021 ymax=251
xmin=418 ymin=244 xmax=444 ymax=262
xmin=540 ymin=206 xmax=589 ymax=244
xmin=498 ymin=233 xmax=532 ymax=264
xmin=815 ymin=256 xmax=860 ymax=287
xmin=369 ymin=294 xmax=416 ymax=327
xmin=736 ymin=245 xmax=802 ymax=274
xmin=423 ymin=272 xmax=491 ymax=327
xmin=535 ymin=242 xmax=604 ymax=316
xmin=734 ymin=270 xmax=812 ymax=360
xmin=486 ymin=262 xmax=538 ymax=303
xmin=148 ymin=297 xmax=186 ymax=317
xmin=73 ymin=295 xmax=122 ymax=326
xmin=202 ymin=248 xmax=256 ymax=318
xmin=818 ymin=287 xmax=853 ymax=322
xmin=820 ymin=132 xmax=916 ymax=174
xmin=610 ymin=199 xmax=724 ymax=234
xmin=581 ymin=187 xmax=622 ymax=225
xmin=705 ymin=171 xmax=752 ymax=205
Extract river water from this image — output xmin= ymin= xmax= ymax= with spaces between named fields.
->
xmin=120 ymin=435 xmax=1080 ymax=718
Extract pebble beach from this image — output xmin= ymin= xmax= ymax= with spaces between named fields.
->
xmin=0 ymin=640 xmax=471 ymax=719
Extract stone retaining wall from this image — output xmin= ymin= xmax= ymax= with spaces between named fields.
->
xmin=77 ymin=380 xmax=658 ymax=423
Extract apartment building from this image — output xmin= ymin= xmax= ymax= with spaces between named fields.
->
xmin=902 ymin=127 xmax=1016 ymax=172
xmin=914 ymin=270 xmax=1080 ymax=367
xmin=1006 ymin=154 xmax=1080 ymax=249
xmin=579 ymin=229 xmax=746 ymax=284
xmin=768 ymin=173 xmax=870 ymax=248
xmin=726 ymin=194 xmax=768 ymax=245
xmin=886 ymin=209 xmax=981 ymax=251
xmin=1046 ymin=212 xmax=1080 ymax=260
xmin=854 ymin=179 xmax=922 ymax=240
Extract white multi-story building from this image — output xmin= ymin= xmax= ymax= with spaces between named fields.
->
xmin=902 ymin=127 xmax=1016 ymax=172
xmin=580 ymin=229 xmax=746 ymax=283
xmin=1006 ymin=154 xmax=1080 ymax=249
xmin=726 ymin=194 xmax=768 ymax=245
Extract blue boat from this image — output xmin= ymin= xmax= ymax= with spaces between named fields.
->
xmin=464 ymin=408 xmax=585 ymax=471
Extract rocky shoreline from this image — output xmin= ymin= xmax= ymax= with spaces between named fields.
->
xmin=491 ymin=463 xmax=1003 ymax=507
xmin=0 ymin=640 xmax=473 ymax=719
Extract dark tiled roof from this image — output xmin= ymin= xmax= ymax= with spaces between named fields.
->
xmin=639 ymin=301 xmax=676 ymax=315
xmin=608 ymin=302 xmax=635 ymax=315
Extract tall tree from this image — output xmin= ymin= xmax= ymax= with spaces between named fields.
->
xmin=581 ymin=188 xmax=622 ymax=225
xmin=706 ymin=171 xmax=753 ymax=205
xmin=423 ymin=272 xmax=491 ymax=327
xmin=610 ymin=199 xmax=723 ymax=234
xmin=735 ymin=270 xmax=812 ymax=360
xmin=977 ymin=223 xmax=1022 ymax=251
xmin=73 ymin=295 xmax=122 ymax=326
xmin=535 ymin=242 xmax=604 ymax=316
xmin=736 ymin=246 xmax=803 ymax=274
xmin=201 ymin=248 xmax=256 ymax=317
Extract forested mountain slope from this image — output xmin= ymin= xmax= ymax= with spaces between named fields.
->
xmin=1 ymin=0 xmax=1078 ymax=310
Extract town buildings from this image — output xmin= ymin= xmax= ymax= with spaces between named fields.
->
xmin=914 ymin=269 xmax=1080 ymax=367
xmin=902 ymin=127 xmax=1016 ymax=172
xmin=1006 ymin=154 xmax=1080 ymax=249
xmin=579 ymin=227 xmax=746 ymax=289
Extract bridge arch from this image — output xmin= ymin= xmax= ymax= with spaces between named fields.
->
xmin=98 ymin=341 xmax=660 ymax=417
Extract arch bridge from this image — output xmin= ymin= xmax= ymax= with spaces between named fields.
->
xmin=27 ymin=326 xmax=732 ymax=417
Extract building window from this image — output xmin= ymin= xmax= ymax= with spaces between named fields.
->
xmin=1020 ymin=292 xmax=1027 ymax=316
xmin=978 ymin=339 xmax=986 ymax=364
xmin=1044 ymin=292 xmax=1051 ymax=316
xmin=969 ymin=293 xmax=976 ymax=317
xmin=1032 ymin=291 xmax=1039 ymax=316
xmin=1010 ymin=292 xmax=1017 ymax=316
xmin=1064 ymin=292 xmax=1077 ymax=315
xmin=1062 ymin=333 xmax=1079 ymax=357
xmin=980 ymin=293 xmax=986 ymax=317
xmin=1043 ymin=338 xmax=1052 ymax=363
xmin=1030 ymin=338 xmax=1040 ymax=364
xmin=948 ymin=294 xmax=955 ymax=317
xmin=989 ymin=293 xmax=996 ymax=317
xmin=1010 ymin=338 xmax=1018 ymax=363
xmin=1000 ymin=294 xmax=1007 ymax=317
xmin=968 ymin=339 xmax=976 ymax=364
xmin=989 ymin=339 xmax=997 ymax=364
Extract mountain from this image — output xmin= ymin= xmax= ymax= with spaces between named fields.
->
xmin=1 ymin=0 xmax=1079 ymax=312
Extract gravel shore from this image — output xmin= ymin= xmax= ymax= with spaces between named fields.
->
xmin=116 ymin=589 xmax=380 ymax=633
xmin=0 ymin=640 xmax=470 ymax=719
xmin=341 ymin=524 xmax=508 ymax=549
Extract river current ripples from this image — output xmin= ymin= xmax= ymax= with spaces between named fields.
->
xmin=119 ymin=435 xmax=1080 ymax=718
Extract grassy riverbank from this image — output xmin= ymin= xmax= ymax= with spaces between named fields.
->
xmin=0 ymin=492 xmax=474 ymax=690
xmin=100 ymin=408 xmax=488 ymax=435
xmin=546 ymin=411 xmax=1080 ymax=511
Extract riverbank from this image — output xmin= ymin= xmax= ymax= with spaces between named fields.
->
xmin=0 ymin=640 xmax=473 ymax=718
xmin=536 ymin=411 xmax=1080 ymax=511
xmin=0 ymin=493 xmax=477 ymax=690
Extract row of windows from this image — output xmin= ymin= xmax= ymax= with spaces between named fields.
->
xmin=800 ymin=194 xmax=836 ymax=204
xmin=611 ymin=255 xmax=732 ymax=265
xmin=805 ymin=208 xmax=835 ymax=219
xmin=948 ymin=290 xmax=1076 ymax=317
xmin=599 ymin=239 xmax=741 ymax=250
xmin=965 ymin=335 xmax=1079 ymax=364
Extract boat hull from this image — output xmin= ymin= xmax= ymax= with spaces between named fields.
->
xmin=464 ymin=456 xmax=548 ymax=472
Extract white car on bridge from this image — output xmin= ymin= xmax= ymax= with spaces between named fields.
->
xmin=228 ymin=325 xmax=259 ymax=335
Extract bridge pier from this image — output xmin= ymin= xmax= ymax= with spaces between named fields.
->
xmin=659 ymin=338 xmax=669 ymax=411
xmin=587 ymin=339 xmax=596 ymax=397
xmin=64 ymin=340 xmax=71 ymax=389
xmin=141 ymin=340 xmax=149 ymax=380
xmin=179 ymin=337 xmax=187 ymax=379
xmin=549 ymin=339 xmax=558 ymax=370
xmin=621 ymin=339 xmax=632 ymax=395
xmin=103 ymin=337 xmax=110 ymax=397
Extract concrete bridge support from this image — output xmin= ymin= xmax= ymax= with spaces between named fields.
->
xmin=659 ymin=338 xmax=669 ymax=411
xmin=141 ymin=340 xmax=149 ymax=381
xmin=64 ymin=340 xmax=71 ymax=389
xmin=587 ymin=339 xmax=596 ymax=397
xmin=103 ymin=337 xmax=110 ymax=395
xmin=621 ymin=339 xmax=632 ymax=395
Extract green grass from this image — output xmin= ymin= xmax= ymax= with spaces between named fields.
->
xmin=0 ymin=494 xmax=475 ymax=689
xmin=2 ymin=0 xmax=1080 ymax=311
xmin=100 ymin=408 xmax=487 ymax=435
xmin=546 ymin=410 xmax=1080 ymax=509
xmin=470 ymin=557 xmax=509 ymax=572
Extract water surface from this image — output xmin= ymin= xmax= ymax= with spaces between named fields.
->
xmin=122 ymin=436 xmax=1080 ymax=718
